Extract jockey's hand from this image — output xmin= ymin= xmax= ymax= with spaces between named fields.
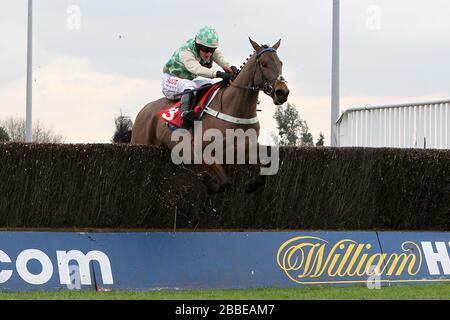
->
xmin=216 ymin=71 xmax=234 ymax=85
xmin=230 ymin=66 xmax=239 ymax=76
xmin=223 ymin=66 xmax=238 ymax=77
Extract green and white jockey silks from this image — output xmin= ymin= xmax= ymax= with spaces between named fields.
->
xmin=162 ymin=32 xmax=231 ymax=100
xmin=163 ymin=38 xmax=230 ymax=80
xmin=195 ymin=26 xmax=219 ymax=48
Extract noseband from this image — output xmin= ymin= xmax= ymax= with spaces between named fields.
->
xmin=232 ymin=47 xmax=287 ymax=96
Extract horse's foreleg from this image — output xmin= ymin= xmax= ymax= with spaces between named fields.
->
xmin=245 ymin=143 xmax=276 ymax=194
xmin=245 ymin=174 xmax=267 ymax=194
xmin=202 ymin=163 xmax=231 ymax=193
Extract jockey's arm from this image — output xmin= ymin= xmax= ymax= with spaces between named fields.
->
xmin=179 ymin=50 xmax=217 ymax=79
xmin=212 ymin=48 xmax=231 ymax=70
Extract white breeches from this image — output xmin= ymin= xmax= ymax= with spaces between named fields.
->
xmin=161 ymin=73 xmax=216 ymax=100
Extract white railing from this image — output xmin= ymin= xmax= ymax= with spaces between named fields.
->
xmin=336 ymin=99 xmax=450 ymax=149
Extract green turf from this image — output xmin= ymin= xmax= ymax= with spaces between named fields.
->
xmin=0 ymin=283 xmax=449 ymax=300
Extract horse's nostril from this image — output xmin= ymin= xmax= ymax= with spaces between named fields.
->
xmin=276 ymin=90 xmax=287 ymax=99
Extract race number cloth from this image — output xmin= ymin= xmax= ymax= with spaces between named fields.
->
xmin=159 ymin=83 xmax=222 ymax=128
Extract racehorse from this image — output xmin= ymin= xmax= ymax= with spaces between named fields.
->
xmin=119 ymin=38 xmax=289 ymax=193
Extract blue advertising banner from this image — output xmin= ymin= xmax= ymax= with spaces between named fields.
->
xmin=0 ymin=231 xmax=448 ymax=291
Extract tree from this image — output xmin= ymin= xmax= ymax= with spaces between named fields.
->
xmin=0 ymin=117 xmax=66 ymax=143
xmin=300 ymin=121 xmax=314 ymax=147
xmin=273 ymin=103 xmax=314 ymax=146
xmin=112 ymin=114 xmax=133 ymax=144
xmin=316 ymin=132 xmax=325 ymax=146
xmin=274 ymin=103 xmax=302 ymax=146
xmin=0 ymin=126 xmax=10 ymax=142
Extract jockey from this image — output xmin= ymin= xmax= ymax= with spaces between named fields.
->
xmin=162 ymin=26 xmax=236 ymax=129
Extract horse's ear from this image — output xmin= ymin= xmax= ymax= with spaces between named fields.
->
xmin=249 ymin=37 xmax=262 ymax=52
xmin=272 ymin=39 xmax=281 ymax=50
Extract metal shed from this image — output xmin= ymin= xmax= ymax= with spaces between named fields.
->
xmin=336 ymin=99 xmax=450 ymax=149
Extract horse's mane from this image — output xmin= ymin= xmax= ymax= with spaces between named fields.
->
xmin=236 ymin=44 xmax=271 ymax=76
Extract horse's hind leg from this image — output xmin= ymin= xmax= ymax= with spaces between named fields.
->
xmin=202 ymin=163 xmax=231 ymax=193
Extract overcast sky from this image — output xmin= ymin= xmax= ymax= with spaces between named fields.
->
xmin=1 ymin=0 xmax=449 ymax=144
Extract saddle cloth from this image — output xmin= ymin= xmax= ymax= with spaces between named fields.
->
xmin=159 ymin=82 xmax=222 ymax=128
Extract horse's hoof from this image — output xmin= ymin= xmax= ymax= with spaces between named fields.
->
xmin=201 ymin=176 xmax=221 ymax=194
xmin=245 ymin=181 xmax=258 ymax=194
xmin=200 ymin=174 xmax=231 ymax=194
xmin=219 ymin=180 xmax=232 ymax=193
xmin=245 ymin=176 xmax=267 ymax=194
xmin=199 ymin=173 xmax=210 ymax=183
xmin=206 ymin=183 xmax=221 ymax=194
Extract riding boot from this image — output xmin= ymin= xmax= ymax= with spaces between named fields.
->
xmin=180 ymin=90 xmax=196 ymax=130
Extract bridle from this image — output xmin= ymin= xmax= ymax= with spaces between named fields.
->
xmin=202 ymin=47 xmax=287 ymax=125
xmin=231 ymin=47 xmax=287 ymax=96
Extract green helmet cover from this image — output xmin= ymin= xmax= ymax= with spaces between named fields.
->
xmin=195 ymin=26 xmax=219 ymax=48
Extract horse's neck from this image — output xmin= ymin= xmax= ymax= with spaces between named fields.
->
xmin=219 ymin=59 xmax=260 ymax=119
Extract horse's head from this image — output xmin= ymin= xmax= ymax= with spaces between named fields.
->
xmin=249 ymin=38 xmax=290 ymax=105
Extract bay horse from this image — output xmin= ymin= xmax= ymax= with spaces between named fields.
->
xmin=126 ymin=38 xmax=289 ymax=193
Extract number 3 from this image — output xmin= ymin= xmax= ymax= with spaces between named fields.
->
xmin=162 ymin=107 xmax=179 ymax=121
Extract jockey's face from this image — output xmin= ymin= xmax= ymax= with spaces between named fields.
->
xmin=198 ymin=45 xmax=215 ymax=62
xmin=199 ymin=49 xmax=213 ymax=62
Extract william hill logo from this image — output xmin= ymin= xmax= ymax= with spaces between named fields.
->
xmin=276 ymin=236 xmax=450 ymax=284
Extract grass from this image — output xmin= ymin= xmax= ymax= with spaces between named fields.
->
xmin=0 ymin=283 xmax=449 ymax=300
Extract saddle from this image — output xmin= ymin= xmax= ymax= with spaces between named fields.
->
xmin=159 ymin=82 xmax=223 ymax=129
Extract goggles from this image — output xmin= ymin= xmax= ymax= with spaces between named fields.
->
xmin=197 ymin=44 xmax=216 ymax=54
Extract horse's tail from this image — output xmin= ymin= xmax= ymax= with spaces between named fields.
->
xmin=112 ymin=115 xmax=133 ymax=144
